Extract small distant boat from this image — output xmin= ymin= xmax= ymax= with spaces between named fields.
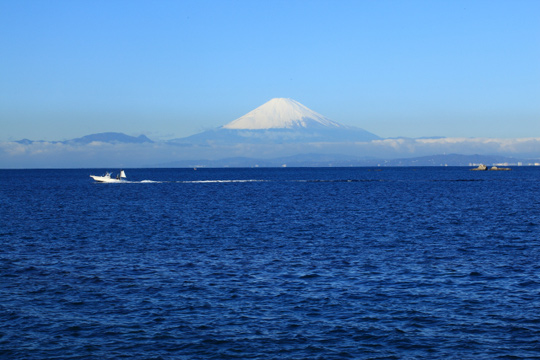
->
xmin=90 ymin=170 xmax=126 ymax=183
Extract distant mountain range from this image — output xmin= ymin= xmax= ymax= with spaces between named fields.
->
xmin=6 ymin=98 xmax=540 ymax=168
xmin=70 ymin=133 xmax=153 ymax=144
xmin=16 ymin=132 xmax=153 ymax=145
xmin=16 ymin=99 xmax=379 ymax=146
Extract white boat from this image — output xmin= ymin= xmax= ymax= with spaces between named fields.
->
xmin=90 ymin=170 xmax=126 ymax=183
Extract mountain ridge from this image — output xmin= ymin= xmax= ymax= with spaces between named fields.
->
xmin=7 ymin=98 xmax=539 ymax=168
xmin=69 ymin=132 xmax=153 ymax=144
xmin=15 ymin=132 xmax=153 ymax=145
xmin=171 ymin=98 xmax=380 ymax=144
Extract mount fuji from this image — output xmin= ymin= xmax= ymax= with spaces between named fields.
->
xmin=223 ymin=98 xmax=345 ymax=130
xmin=170 ymin=98 xmax=380 ymax=145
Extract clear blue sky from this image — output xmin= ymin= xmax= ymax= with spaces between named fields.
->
xmin=1 ymin=0 xmax=539 ymax=141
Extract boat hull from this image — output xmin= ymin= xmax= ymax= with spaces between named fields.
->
xmin=90 ymin=175 xmax=124 ymax=183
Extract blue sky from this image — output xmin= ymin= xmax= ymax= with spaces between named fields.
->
xmin=1 ymin=0 xmax=539 ymax=141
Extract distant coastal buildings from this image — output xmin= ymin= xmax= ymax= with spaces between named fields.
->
xmin=469 ymin=162 xmax=540 ymax=167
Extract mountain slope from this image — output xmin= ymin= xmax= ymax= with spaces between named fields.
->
xmin=223 ymin=98 xmax=345 ymax=130
xmin=69 ymin=132 xmax=153 ymax=144
xmin=171 ymin=98 xmax=380 ymax=144
xmin=15 ymin=132 xmax=154 ymax=145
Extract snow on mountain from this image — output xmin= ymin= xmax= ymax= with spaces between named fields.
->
xmin=171 ymin=98 xmax=380 ymax=144
xmin=223 ymin=98 xmax=346 ymax=130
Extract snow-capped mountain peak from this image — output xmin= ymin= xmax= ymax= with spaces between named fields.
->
xmin=222 ymin=98 xmax=346 ymax=130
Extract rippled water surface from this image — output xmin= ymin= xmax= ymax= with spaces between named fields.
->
xmin=1 ymin=167 xmax=540 ymax=359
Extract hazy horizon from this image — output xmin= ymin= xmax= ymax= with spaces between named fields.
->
xmin=2 ymin=94 xmax=540 ymax=168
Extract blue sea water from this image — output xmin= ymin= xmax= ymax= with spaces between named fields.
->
xmin=1 ymin=167 xmax=540 ymax=359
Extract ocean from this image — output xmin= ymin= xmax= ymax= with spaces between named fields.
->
xmin=1 ymin=167 xmax=539 ymax=359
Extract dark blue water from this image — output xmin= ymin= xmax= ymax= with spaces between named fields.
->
xmin=1 ymin=167 xmax=540 ymax=359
